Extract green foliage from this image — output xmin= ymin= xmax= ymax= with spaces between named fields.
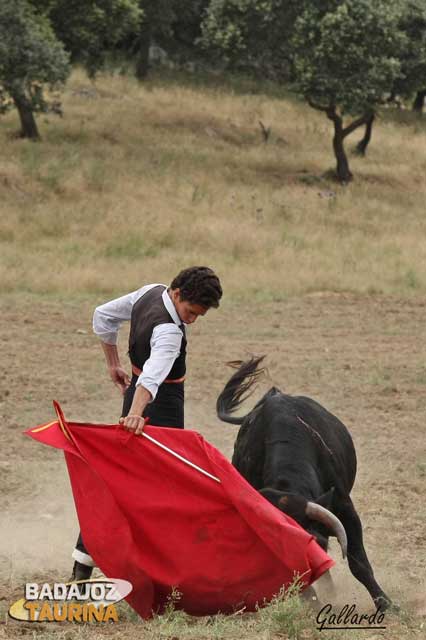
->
xmin=292 ymin=0 xmax=406 ymax=114
xmin=202 ymin=0 xmax=417 ymax=113
xmin=127 ymin=0 xmax=209 ymax=65
xmin=48 ymin=0 xmax=142 ymax=75
xmin=139 ymin=0 xmax=177 ymax=39
xmin=150 ymin=0 xmax=210 ymax=60
xmin=169 ymin=0 xmax=209 ymax=53
xmin=0 ymin=0 xmax=70 ymax=115
xmin=201 ymin=0 xmax=299 ymax=78
xmin=394 ymin=0 xmax=426 ymax=98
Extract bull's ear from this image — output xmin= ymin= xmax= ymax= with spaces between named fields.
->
xmin=315 ymin=487 xmax=335 ymax=510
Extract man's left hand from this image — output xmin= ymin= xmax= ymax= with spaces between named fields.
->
xmin=120 ymin=415 xmax=147 ymax=436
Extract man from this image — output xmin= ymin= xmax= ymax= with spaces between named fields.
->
xmin=71 ymin=266 xmax=223 ymax=582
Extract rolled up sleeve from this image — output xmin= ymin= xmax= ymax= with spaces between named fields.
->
xmin=137 ymin=324 xmax=183 ymax=401
xmin=92 ymin=284 xmax=162 ymax=345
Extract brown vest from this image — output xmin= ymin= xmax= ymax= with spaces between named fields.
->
xmin=128 ymin=285 xmax=186 ymax=380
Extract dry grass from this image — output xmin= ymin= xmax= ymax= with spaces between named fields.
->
xmin=1 ymin=68 xmax=426 ymax=299
xmin=1 ymin=68 xmax=426 ymax=639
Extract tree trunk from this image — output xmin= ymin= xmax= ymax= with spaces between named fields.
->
xmin=356 ymin=112 xmax=375 ymax=156
xmin=388 ymin=90 xmax=396 ymax=104
xmin=334 ymin=134 xmax=353 ymax=183
xmin=135 ymin=23 xmax=151 ymax=81
xmin=330 ymin=115 xmax=353 ymax=183
xmin=412 ymin=90 xmax=426 ymax=113
xmin=12 ymin=94 xmax=40 ymax=140
xmin=309 ymin=101 xmax=371 ymax=183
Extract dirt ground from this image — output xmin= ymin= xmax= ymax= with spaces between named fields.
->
xmin=0 ymin=292 xmax=425 ymax=637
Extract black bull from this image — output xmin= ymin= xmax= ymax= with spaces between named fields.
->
xmin=216 ymin=357 xmax=391 ymax=610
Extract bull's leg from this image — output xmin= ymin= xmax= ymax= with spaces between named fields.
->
xmin=335 ymin=498 xmax=391 ymax=610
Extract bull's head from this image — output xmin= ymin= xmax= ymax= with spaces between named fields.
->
xmin=259 ymin=487 xmax=347 ymax=559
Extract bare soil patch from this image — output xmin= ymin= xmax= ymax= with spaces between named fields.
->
xmin=0 ymin=292 xmax=425 ymax=638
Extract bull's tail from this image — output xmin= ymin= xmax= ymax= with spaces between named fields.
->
xmin=216 ymin=356 xmax=265 ymax=425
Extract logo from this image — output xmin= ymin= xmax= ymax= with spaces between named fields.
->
xmin=316 ymin=603 xmax=386 ymax=632
xmin=8 ymin=579 xmax=132 ymax=623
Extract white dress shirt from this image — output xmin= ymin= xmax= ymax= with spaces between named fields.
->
xmin=93 ymin=284 xmax=185 ymax=400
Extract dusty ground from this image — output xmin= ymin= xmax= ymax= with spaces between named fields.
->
xmin=0 ymin=292 xmax=425 ymax=637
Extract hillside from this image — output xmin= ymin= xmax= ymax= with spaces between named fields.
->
xmin=1 ymin=69 xmax=426 ymax=299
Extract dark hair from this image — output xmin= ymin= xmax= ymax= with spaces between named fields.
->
xmin=171 ymin=266 xmax=222 ymax=308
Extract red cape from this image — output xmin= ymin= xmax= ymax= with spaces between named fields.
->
xmin=25 ymin=402 xmax=334 ymax=618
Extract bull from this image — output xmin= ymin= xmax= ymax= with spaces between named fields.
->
xmin=216 ymin=357 xmax=391 ymax=610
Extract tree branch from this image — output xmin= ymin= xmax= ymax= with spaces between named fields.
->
xmin=307 ymin=97 xmax=330 ymax=113
xmin=258 ymin=120 xmax=271 ymax=143
xmin=343 ymin=111 xmax=374 ymax=138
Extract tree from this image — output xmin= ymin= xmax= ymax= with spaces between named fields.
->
xmin=131 ymin=0 xmax=177 ymax=80
xmin=413 ymin=89 xmax=426 ymax=111
xmin=355 ymin=2 xmax=426 ymax=155
xmin=46 ymin=0 xmax=141 ymax=77
xmin=392 ymin=0 xmax=426 ymax=112
xmin=292 ymin=0 xmax=406 ymax=182
xmin=201 ymin=0 xmax=299 ymax=80
xmin=202 ymin=0 xmax=408 ymax=183
xmin=354 ymin=112 xmax=375 ymax=156
xmin=168 ymin=0 xmax=210 ymax=58
xmin=125 ymin=1 xmax=209 ymax=81
xmin=0 ymin=0 xmax=70 ymax=139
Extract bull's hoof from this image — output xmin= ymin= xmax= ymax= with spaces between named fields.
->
xmin=374 ymin=594 xmax=395 ymax=612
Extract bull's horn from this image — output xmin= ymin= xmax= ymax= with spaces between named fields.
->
xmin=306 ymin=502 xmax=348 ymax=559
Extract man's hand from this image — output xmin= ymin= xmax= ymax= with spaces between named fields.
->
xmin=120 ymin=414 xmax=146 ymax=435
xmin=109 ymin=366 xmax=130 ymax=395
xmin=100 ymin=342 xmax=130 ymax=394
xmin=119 ymin=385 xmax=152 ymax=435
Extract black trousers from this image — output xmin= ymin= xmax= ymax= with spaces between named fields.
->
xmin=75 ymin=378 xmax=184 ymax=563
xmin=123 ymin=374 xmax=184 ymax=428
